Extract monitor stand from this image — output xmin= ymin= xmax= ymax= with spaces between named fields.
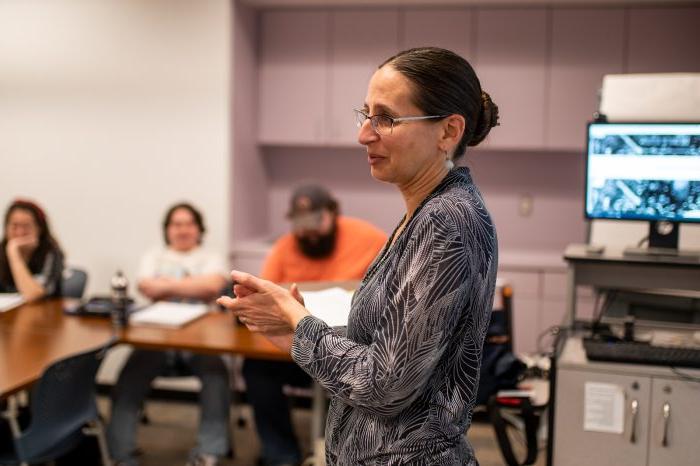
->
xmin=623 ymin=221 xmax=700 ymax=263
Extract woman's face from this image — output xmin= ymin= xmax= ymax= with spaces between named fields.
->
xmin=6 ymin=208 xmax=39 ymax=242
xmin=166 ymin=208 xmax=201 ymax=252
xmin=357 ymin=65 xmax=444 ymax=187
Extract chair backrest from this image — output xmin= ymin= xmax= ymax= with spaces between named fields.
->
xmin=13 ymin=340 xmax=113 ymax=462
xmin=62 ymin=268 xmax=88 ymax=299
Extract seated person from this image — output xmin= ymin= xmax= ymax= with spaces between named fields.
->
xmin=244 ymin=185 xmax=387 ymax=466
xmin=0 ymin=199 xmax=63 ymax=301
xmin=107 ymin=202 xmax=230 ymax=466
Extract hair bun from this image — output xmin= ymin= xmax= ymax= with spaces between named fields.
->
xmin=468 ymin=91 xmax=500 ymax=147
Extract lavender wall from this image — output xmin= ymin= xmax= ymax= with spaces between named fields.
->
xmin=261 ymin=146 xmax=586 ymax=253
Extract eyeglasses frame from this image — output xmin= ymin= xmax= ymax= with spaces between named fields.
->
xmin=354 ymin=108 xmax=448 ymax=135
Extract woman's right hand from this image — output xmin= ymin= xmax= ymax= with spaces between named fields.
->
xmin=218 ymin=270 xmax=311 ymax=335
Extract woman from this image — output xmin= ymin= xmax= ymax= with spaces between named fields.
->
xmin=0 ymin=199 xmax=64 ymax=301
xmin=219 ymin=47 xmax=499 ymax=465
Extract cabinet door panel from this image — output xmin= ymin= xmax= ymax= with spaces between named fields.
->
xmin=498 ymin=270 xmax=540 ymax=354
xmin=547 ymin=8 xmax=625 ymax=150
xmin=554 ymin=369 xmax=650 ymax=466
xmin=475 ymin=9 xmax=547 ymax=150
xmin=648 ymin=377 xmax=700 ymax=466
xmin=511 ymin=296 xmax=540 ymax=354
xmin=628 ymin=7 xmax=700 ymax=73
xmin=402 ymin=8 xmax=473 ymax=60
xmin=258 ymin=10 xmax=328 ymax=144
xmin=329 ymin=10 xmax=399 ymax=144
xmin=542 ymin=271 xmax=567 ymax=300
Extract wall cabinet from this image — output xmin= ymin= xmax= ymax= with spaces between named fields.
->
xmin=475 ymin=9 xmax=548 ymax=151
xmin=554 ymin=341 xmax=700 ymax=466
xmin=329 ymin=10 xmax=399 ymax=144
xmin=258 ymin=9 xmax=400 ymax=146
xmin=546 ymin=8 xmax=625 ymax=150
xmin=258 ymin=10 xmax=329 ymax=145
xmin=401 ymin=8 xmax=474 ymax=59
xmin=256 ymin=6 xmax=700 ymax=151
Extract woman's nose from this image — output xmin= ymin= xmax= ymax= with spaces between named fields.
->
xmin=357 ymin=118 xmax=379 ymax=145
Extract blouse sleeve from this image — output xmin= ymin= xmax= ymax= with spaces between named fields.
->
xmin=36 ymin=250 xmax=64 ymax=297
xmin=291 ymin=210 xmax=478 ymax=418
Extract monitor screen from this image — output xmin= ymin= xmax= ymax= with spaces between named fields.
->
xmin=585 ymin=122 xmax=700 ymax=223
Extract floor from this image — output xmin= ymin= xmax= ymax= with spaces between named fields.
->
xmin=98 ymin=397 xmax=546 ymax=466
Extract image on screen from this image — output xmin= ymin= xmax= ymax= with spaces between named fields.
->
xmin=585 ymin=123 xmax=700 ymax=223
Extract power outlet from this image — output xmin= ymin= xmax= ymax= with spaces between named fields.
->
xmin=518 ymin=194 xmax=534 ymax=217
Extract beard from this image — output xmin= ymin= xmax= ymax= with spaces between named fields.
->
xmin=296 ymin=223 xmax=337 ymax=259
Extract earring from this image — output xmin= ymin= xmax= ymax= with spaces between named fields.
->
xmin=444 ymin=150 xmax=454 ymax=170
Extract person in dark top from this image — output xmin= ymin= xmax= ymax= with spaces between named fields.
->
xmin=0 ymin=199 xmax=63 ymax=301
xmin=219 ymin=47 xmax=500 ymax=465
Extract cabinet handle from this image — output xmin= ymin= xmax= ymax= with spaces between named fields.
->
xmin=662 ymin=402 xmax=671 ymax=447
xmin=630 ymin=399 xmax=639 ymax=444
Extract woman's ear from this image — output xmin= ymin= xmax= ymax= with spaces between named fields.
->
xmin=439 ymin=114 xmax=465 ymax=154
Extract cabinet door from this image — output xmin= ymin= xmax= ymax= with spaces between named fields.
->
xmin=401 ymin=8 xmax=473 ymax=60
xmin=474 ymin=9 xmax=547 ymax=150
xmin=627 ymin=7 xmax=700 ymax=73
xmin=554 ymin=369 xmax=650 ymax=466
xmin=258 ymin=10 xmax=328 ymax=144
xmin=547 ymin=9 xmax=625 ymax=151
xmin=498 ymin=270 xmax=541 ymax=354
xmin=541 ymin=271 xmax=567 ymax=333
xmin=329 ymin=10 xmax=399 ymax=144
xmin=648 ymin=377 xmax=700 ymax=466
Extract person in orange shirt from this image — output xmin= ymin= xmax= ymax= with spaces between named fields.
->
xmin=244 ymin=185 xmax=386 ymax=466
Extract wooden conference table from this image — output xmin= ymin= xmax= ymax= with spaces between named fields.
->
xmin=0 ymin=298 xmax=292 ymax=399
xmin=1 ymin=281 xmax=355 ymax=459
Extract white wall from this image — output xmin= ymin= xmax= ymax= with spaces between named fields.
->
xmin=0 ymin=0 xmax=231 ymax=295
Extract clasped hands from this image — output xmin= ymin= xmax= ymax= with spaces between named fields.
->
xmin=217 ymin=271 xmax=311 ymax=352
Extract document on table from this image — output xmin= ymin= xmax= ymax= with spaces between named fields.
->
xmin=129 ymin=302 xmax=209 ymax=328
xmin=302 ymin=287 xmax=353 ymax=327
xmin=0 ymin=293 xmax=24 ymax=313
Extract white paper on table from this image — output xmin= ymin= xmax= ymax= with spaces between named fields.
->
xmin=302 ymin=287 xmax=353 ymax=327
xmin=129 ymin=302 xmax=208 ymax=328
xmin=583 ymin=382 xmax=625 ymax=434
xmin=0 ymin=293 xmax=24 ymax=313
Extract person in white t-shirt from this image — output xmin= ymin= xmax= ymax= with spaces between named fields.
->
xmin=107 ymin=203 xmax=230 ymax=466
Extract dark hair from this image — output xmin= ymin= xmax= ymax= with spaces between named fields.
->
xmin=0 ymin=199 xmax=63 ymax=287
xmin=162 ymin=202 xmax=206 ymax=245
xmin=380 ymin=47 xmax=499 ymax=159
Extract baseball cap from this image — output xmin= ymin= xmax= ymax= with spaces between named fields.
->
xmin=286 ymin=185 xmax=337 ymax=218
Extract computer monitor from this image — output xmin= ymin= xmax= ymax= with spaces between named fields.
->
xmin=585 ymin=121 xmax=700 ymax=254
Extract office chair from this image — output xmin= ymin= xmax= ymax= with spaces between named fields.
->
xmin=0 ymin=340 xmax=115 ymax=466
xmin=62 ymin=267 xmax=89 ymax=299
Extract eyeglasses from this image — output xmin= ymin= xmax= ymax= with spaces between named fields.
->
xmin=354 ymin=108 xmax=447 ymax=136
xmin=289 ymin=210 xmax=324 ymax=231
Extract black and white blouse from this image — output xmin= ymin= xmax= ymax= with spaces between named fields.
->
xmin=292 ymin=167 xmax=498 ymax=465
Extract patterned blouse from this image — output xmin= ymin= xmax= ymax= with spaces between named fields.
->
xmin=292 ymin=168 xmax=498 ymax=465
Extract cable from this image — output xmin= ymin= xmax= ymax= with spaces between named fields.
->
xmin=536 ymin=325 xmax=561 ymax=355
xmin=591 ymin=289 xmax=618 ymax=332
xmin=636 ymin=235 xmax=649 ymax=248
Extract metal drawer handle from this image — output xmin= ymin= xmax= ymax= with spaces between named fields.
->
xmin=630 ymin=399 xmax=639 ymax=444
xmin=662 ymin=402 xmax=671 ymax=447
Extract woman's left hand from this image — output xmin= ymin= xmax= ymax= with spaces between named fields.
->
xmin=217 ymin=270 xmax=311 ymax=335
xmin=6 ymin=235 xmax=38 ymax=258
